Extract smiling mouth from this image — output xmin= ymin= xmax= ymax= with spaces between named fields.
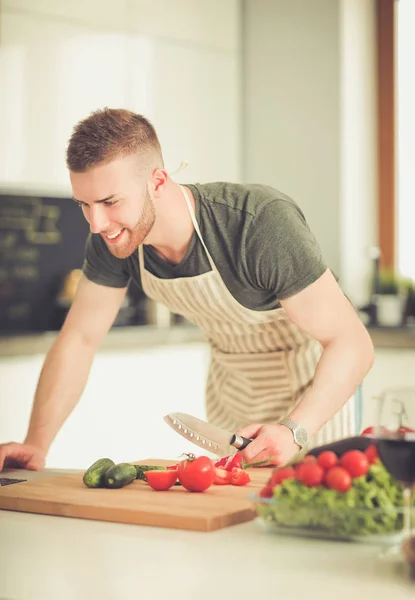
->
xmin=104 ymin=229 xmax=125 ymax=243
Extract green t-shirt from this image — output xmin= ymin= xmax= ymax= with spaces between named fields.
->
xmin=82 ymin=181 xmax=328 ymax=311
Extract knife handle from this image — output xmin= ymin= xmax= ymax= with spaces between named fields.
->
xmin=230 ymin=434 xmax=252 ymax=451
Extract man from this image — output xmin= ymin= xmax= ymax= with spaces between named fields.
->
xmin=0 ymin=108 xmax=374 ymax=471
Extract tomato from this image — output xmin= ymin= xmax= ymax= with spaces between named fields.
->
xmin=224 ymin=453 xmax=243 ymax=471
xmin=297 ymin=462 xmax=324 ymax=487
xmin=259 ymin=483 xmax=274 ymax=498
xmin=364 ymin=444 xmax=379 ymax=465
xmin=339 ymin=450 xmax=369 ymax=478
xmin=398 ymin=426 xmax=415 ymax=434
xmin=362 ymin=425 xmax=391 ymax=437
xmin=325 ymin=466 xmax=352 ymax=492
xmin=270 ymin=467 xmax=296 ymax=487
xmin=230 ymin=467 xmax=251 ymax=486
xmin=302 ymin=455 xmax=317 ymax=463
xmin=294 ymin=462 xmax=305 ymax=479
xmin=213 ymin=467 xmax=232 ymax=485
xmin=317 ymin=451 xmax=338 ymax=470
xmin=177 ymin=454 xmax=215 ymax=492
xmin=214 ymin=456 xmax=229 ymax=468
xmin=145 ymin=469 xmax=178 ymax=491
xmin=361 ymin=426 xmax=375 ymax=436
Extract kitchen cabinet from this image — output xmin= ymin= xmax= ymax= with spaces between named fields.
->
xmin=0 ymin=341 xmax=212 ymax=469
xmin=0 ymin=12 xmax=132 ymax=189
xmin=0 ymin=0 xmax=242 ymax=190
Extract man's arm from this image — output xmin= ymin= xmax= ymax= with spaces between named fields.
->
xmin=237 ymin=268 xmax=374 ymax=466
xmin=279 ymin=267 xmax=374 ymax=436
xmin=0 ymin=275 xmax=127 ymax=470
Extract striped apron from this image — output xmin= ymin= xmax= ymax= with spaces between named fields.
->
xmin=138 ymin=186 xmax=358 ymax=448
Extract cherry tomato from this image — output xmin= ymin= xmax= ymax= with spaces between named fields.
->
xmin=230 ymin=467 xmax=251 ymax=486
xmin=294 ymin=462 xmax=305 ymax=479
xmin=213 ymin=467 xmax=232 ymax=485
xmin=145 ymin=469 xmax=178 ymax=491
xmin=224 ymin=453 xmax=243 ymax=471
xmin=271 ymin=466 xmax=296 ymax=487
xmin=398 ymin=426 xmax=415 ymax=434
xmin=325 ymin=466 xmax=352 ymax=492
xmin=302 ymin=455 xmax=317 ymax=463
xmin=364 ymin=444 xmax=379 ymax=465
xmin=339 ymin=450 xmax=369 ymax=478
xmin=214 ymin=456 xmax=229 ymax=468
xmin=317 ymin=451 xmax=338 ymax=470
xmin=297 ymin=462 xmax=324 ymax=487
xmin=259 ymin=483 xmax=274 ymax=498
xmin=361 ymin=426 xmax=375 ymax=436
xmin=177 ymin=454 xmax=215 ymax=492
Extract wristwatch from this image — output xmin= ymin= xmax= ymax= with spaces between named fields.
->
xmin=279 ymin=418 xmax=309 ymax=449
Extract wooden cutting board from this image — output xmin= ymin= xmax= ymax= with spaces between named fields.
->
xmin=0 ymin=459 xmax=272 ymax=532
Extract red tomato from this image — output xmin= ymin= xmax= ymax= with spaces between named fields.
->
xmin=259 ymin=483 xmax=274 ymax=498
xmin=398 ymin=426 xmax=415 ymax=434
xmin=294 ymin=463 xmax=305 ymax=479
xmin=317 ymin=451 xmax=338 ymax=470
xmin=364 ymin=444 xmax=379 ymax=465
xmin=302 ymin=455 xmax=317 ymax=463
xmin=213 ymin=467 xmax=232 ymax=485
xmin=362 ymin=425 xmax=391 ymax=436
xmin=298 ymin=463 xmax=324 ymax=487
xmin=177 ymin=454 xmax=215 ymax=492
xmin=325 ymin=466 xmax=352 ymax=492
xmin=271 ymin=466 xmax=296 ymax=487
xmin=224 ymin=453 xmax=243 ymax=471
xmin=214 ymin=456 xmax=229 ymax=468
xmin=145 ymin=469 xmax=178 ymax=491
xmin=361 ymin=426 xmax=375 ymax=436
xmin=339 ymin=450 xmax=369 ymax=478
xmin=230 ymin=467 xmax=251 ymax=486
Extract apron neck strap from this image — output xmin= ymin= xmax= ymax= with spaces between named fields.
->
xmin=180 ymin=185 xmax=217 ymax=271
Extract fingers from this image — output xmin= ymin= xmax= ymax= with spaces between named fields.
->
xmin=26 ymin=456 xmax=45 ymax=471
xmin=0 ymin=442 xmax=44 ymax=472
xmin=0 ymin=443 xmax=16 ymax=471
xmin=241 ymin=440 xmax=281 ymax=466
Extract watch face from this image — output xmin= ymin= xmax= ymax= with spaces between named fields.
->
xmin=294 ymin=427 xmax=309 ymax=447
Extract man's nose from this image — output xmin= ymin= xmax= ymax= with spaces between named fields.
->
xmin=88 ymin=205 xmax=110 ymax=234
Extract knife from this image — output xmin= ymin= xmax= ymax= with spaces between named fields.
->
xmin=163 ymin=412 xmax=252 ymax=456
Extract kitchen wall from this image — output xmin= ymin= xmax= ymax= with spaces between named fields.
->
xmin=0 ymin=342 xmax=213 ymax=468
xmin=0 ymin=0 xmax=242 ymax=190
xmin=0 ymin=0 xmax=243 ymax=467
xmin=243 ymin=0 xmax=378 ymax=306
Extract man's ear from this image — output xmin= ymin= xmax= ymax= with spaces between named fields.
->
xmin=150 ymin=168 xmax=168 ymax=197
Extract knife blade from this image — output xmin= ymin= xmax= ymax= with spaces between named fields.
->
xmin=163 ymin=412 xmax=252 ymax=456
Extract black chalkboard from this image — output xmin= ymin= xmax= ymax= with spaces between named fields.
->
xmin=0 ymin=193 xmax=90 ymax=334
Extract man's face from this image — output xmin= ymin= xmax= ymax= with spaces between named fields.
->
xmin=70 ymin=154 xmax=155 ymax=259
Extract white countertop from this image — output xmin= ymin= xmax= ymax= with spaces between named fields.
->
xmin=0 ymin=468 xmax=414 ymax=600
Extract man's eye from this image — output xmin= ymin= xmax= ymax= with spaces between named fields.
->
xmin=75 ymin=200 xmax=85 ymax=208
xmin=104 ymin=200 xmax=117 ymax=206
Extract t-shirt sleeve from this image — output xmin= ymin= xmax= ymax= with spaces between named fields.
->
xmin=82 ymin=233 xmax=130 ymax=288
xmin=245 ymin=199 xmax=328 ymax=300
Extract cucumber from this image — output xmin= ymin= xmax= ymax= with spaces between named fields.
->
xmin=83 ymin=458 xmax=115 ymax=488
xmin=134 ymin=464 xmax=166 ymax=481
xmin=103 ymin=463 xmax=137 ymax=489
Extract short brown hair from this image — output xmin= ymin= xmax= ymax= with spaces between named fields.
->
xmin=66 ymin=107 xmax=164 ymax=173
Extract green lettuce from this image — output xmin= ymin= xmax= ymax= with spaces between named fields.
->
xmin=256 ymin=462 xmax=413 ymax=538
